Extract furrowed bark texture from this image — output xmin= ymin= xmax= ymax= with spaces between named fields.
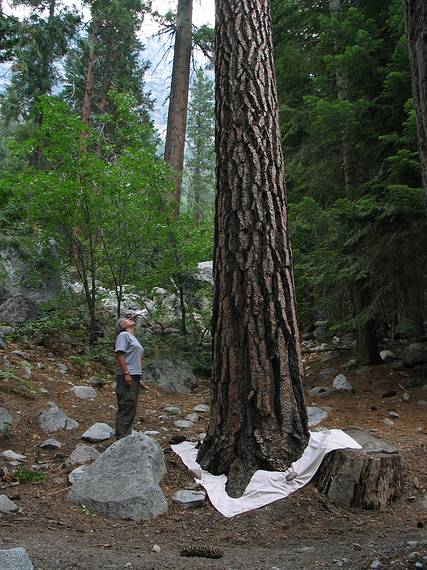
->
xmin=197 ymin=0 xmax=309 ymax=497
xmin=164 ymin=0 xmax=193 ymax=210
xmin=406 ymin=0 xmax=427 ymax=212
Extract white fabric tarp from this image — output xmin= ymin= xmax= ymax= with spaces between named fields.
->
xmin=171 ymin=429 xmax=361 ymax=518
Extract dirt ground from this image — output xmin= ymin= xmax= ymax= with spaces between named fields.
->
xmin=0 ymin=340 xmax=426 ymax=569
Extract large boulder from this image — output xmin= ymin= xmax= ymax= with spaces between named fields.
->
xmin=0 ymin=296 xmax=38 ymax=325
xmin=144 ymin=358 xmax=198 ymax=394
xmin=0 ymin=407 xmax=13 ymax=434
xmin=401 ymin=343 xmax=427 ymax=368
xmin=0 ymin=548 xmax=33 ymax=570
xmin=68 ymin=433 xmax=168 ymax=521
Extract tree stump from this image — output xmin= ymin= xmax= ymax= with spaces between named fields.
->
xmin=315 ymin=428 xmax=403 ymax=510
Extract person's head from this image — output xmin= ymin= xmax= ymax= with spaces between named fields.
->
xmin=116 ymin=316 xmax=136 ymax=335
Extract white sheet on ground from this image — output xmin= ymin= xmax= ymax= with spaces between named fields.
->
xmin=171 ymin=429 xmax=361 ymax=518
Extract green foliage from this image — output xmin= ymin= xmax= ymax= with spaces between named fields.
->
xmin=13 ymin=468 xmax=46 ymax=484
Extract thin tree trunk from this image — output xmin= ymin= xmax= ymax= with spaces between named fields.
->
xmin=351 ymin=282 xmax=382 ymax=365
xmin=82 ymin=20 xmax=99 ymax=127
xmin=406 ymin=0 xmax=427 ymax=213
xmin=197 ymin=0 xmax=309 ymax=498
xmin=164 ymin=0 xmax=193 ymax=213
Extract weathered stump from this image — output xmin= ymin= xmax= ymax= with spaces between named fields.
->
xmin=315 ymin=428 xmax=403 ymax=510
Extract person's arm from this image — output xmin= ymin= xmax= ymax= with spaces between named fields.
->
xmin=116 ymin=352 xmax=132 ymax=387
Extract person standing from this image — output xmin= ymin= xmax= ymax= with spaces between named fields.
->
xmin=114 ymin=316 xmax=146 ymax=439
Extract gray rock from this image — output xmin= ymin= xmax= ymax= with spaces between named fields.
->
xmin=185 ymin=413 xmax=199 ymax=423
xmin=402 ymin=392 xmax=411 ymax=402
xmin=174 ymin=419 xmax=193 ymax=429
xmin=1 ymin=450 xmax=26 ymax=462
xmin=319 ymin=367 xmax=337 ymax=378
xmin=382 ymin=418 xmax=394 ymax=427
xmin=380 ymin=350 xmax=394 ymax=363
xmin=342 ymin=429 xmax=398 ymax=454
xmin=198 ymin=432 xmax=207 ymax=441
xmin=38 ymin=405 xmax=68 ymax=432
xmin=371 ymin=560 xmax=381 ymax=569
xmin=0 ymin=295 xmax=38 ymax=325
xmin=0 ymin=548 xmax=33 ymax=570
xmin=67 ymin=444 xmax=101 ymax=466
xmin=81 ymin=422 xmax=114 ymax=442
xmin=152 ymin=544 xmax=161 ymax=553
xmin=309 ymin=386 xmax=338 ymax=398
xmin=172 ymin=489 xmax=206 ymax=508
xmin=68 ymin=465 xmax=88 ymax=485
xmin=402 ymin=342 xmax=427 ymax=368
xmin=143 ymin=358 xmax=198 ymax=394
xmin=72 ymin=386 xmax=97 ymax=400
xmin=193 ymin=404 xmax=209 ymax=413
xmin=307 ymin=406 xmax=330 ymax=427
xmin=333 ymin=374 xmax=353 ymax=393
xmin=65 ymin=418 xmax=79 ymax=430
xmin=69 ymin=433 xmax=167 ymax=521
xmin=0 ymin=494 xmax=18 ymax=513
xmin=39 ymin=438 xmax=61 ymax=450
xmin=58 ymin=363 xmax=68 ymax=374
xmin=89 ymin=375 xmax=107 ymax=387
xmin=343 ymin=359 xmax=357 ymax=371
xmin=164 ymin=405 xmax=181 ymax=416
xmin=391 ymin=359 xmax=404 ymax=370
xmin=0 ymin=336 xmax=5 ymax=349
xmin=321 ymin=350 xmax=340 ymax=362
xmin=196 ymin=261 xmax=213 ymax=285
xmin=143 ymin=430 xmax=161 ymax=437
xmin=313 ymin=320 xmax=332 ymax=341
xmin=0 ymin=326 xmax=15 ymax=336
xmin=0 ymin=407 xmax=13 ymax=433
xmin=389 ymin=411 xmax=399 ymax=419
xmin=416 ymin=400 xmax=427 ymax=408
xmin=11 ymin=350 xmax=30 ymax=360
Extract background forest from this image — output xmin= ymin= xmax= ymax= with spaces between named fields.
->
xmin=0 ymin=0 xmax=426 ymax=366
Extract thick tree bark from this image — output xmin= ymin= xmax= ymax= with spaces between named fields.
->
xmin=164 ymin=0 xmax=193 ymax=212
xmin=197 ymin=0 xmax=309 ymax=497
xmin=406 ymin=0 xmax=427 ymax=213
xmin=82 ymin=20 xmax=99 ymax=127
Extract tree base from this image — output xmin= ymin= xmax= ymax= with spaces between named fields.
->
xmin=315 ymin=428 xmax=403 ymax=510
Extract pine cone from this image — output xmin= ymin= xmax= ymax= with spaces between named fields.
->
xmin=180 ymin=545 xmax=223 ymax=559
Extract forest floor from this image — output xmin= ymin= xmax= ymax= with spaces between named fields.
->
xmin=0 ymin=339 xmax=426 ymax=570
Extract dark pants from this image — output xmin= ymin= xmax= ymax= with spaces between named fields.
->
xmin=115 ymin=374 xmax=141 ymax=439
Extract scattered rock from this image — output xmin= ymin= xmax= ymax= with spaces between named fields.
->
xmin=143 ymin=358 xmax=198 ymax=394
xmin=0 ymin=494 xmax=18 ymax=513
xmin=313 ymin=320 xmax=332 ymax=341
xmin=69 ymin=433 xmax=167 ymax=521
xmin=11 ymin=350 xmax=30 ymax=360
xmin=174 ymin=420 xmax=193 ymax=429
xmin=309 ymin=386 xmax=338 ymax=398
xmin=185 ymin=413 xmax=199 ymax=423
xmin=321 ymin=350 xmax=340 ymax=362
xmin=164 ymin=405 xmax=181 ymax=416
xmin=333 ymin=374 xmax=353 ymax=393
xmin=353 ymin=543 xmax=362 ymax=551
xmin=65 ymin=418 xmax=79 ymax=430
xmin=382 ymin=418 xmax=394 ymax=427
xmin=81 ymin=423 xmax=114 ymax=442
xmin=38 ymin=405 xmax=74 ymax=433
xmin=72 ymin=386 xmax=97 ymax=400
xmin=193 ymin=404 xmax=209 ymax=413
xmin=39 ymin=438 xmax=61 ymax=450
xmin=380 ymin=350 xmax=394 ymax=363
xmin=391 ymin=359 xmax=404 ymax=370
xmin=416 ymin=400 xmax=427 ymax=408
xmin=196 ymin=261 xmax=213 ymax=285
xmin=66 ymin=444 xmax=101 ymax=466
xmin=0 ymin=326 xmax=15 ymax=336
xmin=371 ymin=561 xmax=381 ymax=570
xmin=343 ymin=359 xmax=357 ymax=371
xmin=319 ymin=367 xmax=337 ymax=378
xmin=407 ymin=541 xmax=419 ymax=549
xmin=0 ymin=337 xmax=5 ymax=349
xmin=144 ymin=431 xmax=161 ymax=437
xmin=152 ymin=544 xmax=161 ymax=553
xmin=58 ymin=363 xmax=68 ymax=374
xmin=388 ymin=411 xmax=399 ymax=419
xmin=1 ymin=450 xmax=25 ymax=462
xmin=89 ymin=375 xmax=107 ymax=388
xmin=198 ymin=432 xmax=207 ymax=441
xmin=0 ymin=547 xmax=34 ymax=570
xmin=172 ymin=489 xmax=206 ymax=508
xmin=402 ymin=392 xmax=411 ymax=402
xmin=307 ymin=406 xmax=329 ymax=427
xmin=0 ymin=407 xmax=13 ymax=433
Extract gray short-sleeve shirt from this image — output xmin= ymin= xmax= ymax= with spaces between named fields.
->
xmin=115 ymin=332 xmax=144 ymax=375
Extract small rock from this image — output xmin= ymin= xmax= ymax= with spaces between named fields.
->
xmin=81 ymin=423 xmax=114 ymax=442
xmin=1 ymin=450 xmax=26 ymax=462
xmin=73 ymin=386 xmax=97 ymax=400
xmin=174 ymin=420 xmax=193 ymax=429
xmin=39 ymin=438 xmax=61 ymax=450
xmin=307 ymin=406 xmax=329 ymax=427
xmin=333 ymin=374 xmax=353 ymax=393
xmin=309 ymin=386 xmax=338 ymax=398
xmin=152 ymin=545 xmax=161 ymax=553
xmin=198 ymin=432 xmax=207 ymax=442
xmin=298 ymin=546 xmax=316 ymax=553
xmin=380 ymin=350 xmax=394 ymax=363
xmin=407 ymin=541 xmax=418 ymax=549
xmin=416 ymin=400 xmax=427 ymax=408
xmin=0 ymin=407 xmax=13 ymax=433
xmin=319 ymin=367 xmax=337 ymax=378
xmin=65 ymin=418 xmax=79 ymax=430
xmin=0 ymin=547 xmax=34 ymax=569
xmin=382 ymin=418 xmax=394 ymax=427
xmin=89 ymin=376 xmax=107 ymax=387
xmin=0 ymin=495 xmax=18 ymax=513
xmin=172 ymin=489 xmax=206 ymax=508
xmin=11 ymin=350 xmax=30 ymax=360
xmin=143 ymin=431 xmax=161 ymax=437
xmin=58 ymin=363 xmax=68 ymax=374
xmin=0 ymin=337 xmax=5 ymax=349
xmin=353 ymin=543 xmax=362 ymax=551
xmin=38 ymin=405 xmax=68 ymax=432
xmin=185 ymin=413 xmax=199 ymax=423
xmin=371 ymin=560 xmax=381 ymax=569
xmin=415 ymin=563 xmax=423 ymax=570
xmin=402 ymin=392 xmax=410 ymax=402
xmin=193 ymin=404 xmax=209 ymax=413
xmin=164 ymin=405 xmax=181 ymax=416
xmin=66 ymin=444 xmax=101 ymax=466
xmin=389 ymin=411 xmax=399 ymax=419
xmin=382 ymin=390 xmax=397 ymax=398
xmin=321 ymin=350 xmax=340 ymax=362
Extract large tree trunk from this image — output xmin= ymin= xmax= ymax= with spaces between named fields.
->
xmin=197 ymin=0 xmax=309 ymax=498
xmin=82 ymin=20 xmax=99 ymax=127
xmin=164 ymin=0 xmax=193 ymax=212
xmin=351 ymin=281 xmax=382 ymax=365
xmin=406 ymin=0 xmax=427 ymax=213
